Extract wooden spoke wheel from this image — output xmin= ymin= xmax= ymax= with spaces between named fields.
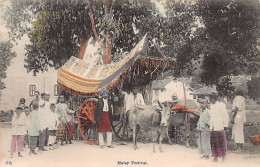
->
xmin=112 ymin=112 xmax=132 ymax=141
xmin=78 ymin=98 xmax=98 ymax=144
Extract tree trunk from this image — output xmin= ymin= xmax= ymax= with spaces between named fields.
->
xmin=102 ymin=0 xmax=113 ymax=65
xmin=89 ymin=5 xmax=101 ymax=45
xmin=77 ymin=38 xmax=89 ymax=59
xmin=103 ymin=32 xmax=112 ymax=64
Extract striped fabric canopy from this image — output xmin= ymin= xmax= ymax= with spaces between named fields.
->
xmin=58 ymin=35 xmax=172 ymax=96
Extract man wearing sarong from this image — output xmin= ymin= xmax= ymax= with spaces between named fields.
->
xmin=55 ymin=94 xmax=69 ymax=145
xmin=197 ymin=98 xmax=211 ymax=159
xmin=231 ymin=89 xmax=246 ymax=151
xmin=94 ymin=88 xmax=114 ymax=149
xmin=209 ymin=93 xmax=229 ymax=162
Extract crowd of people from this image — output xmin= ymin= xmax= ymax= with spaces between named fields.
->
xmin=197 ymin=89 xmax=246 ymax=162
xmin=9 ymin=86 xmax=246 ymax=162
xmin=10 ymin=91 xmax=79 ymax=158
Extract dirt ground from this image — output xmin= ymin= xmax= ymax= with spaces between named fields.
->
xmin=0 ymin=128 xmax=259 ymax=167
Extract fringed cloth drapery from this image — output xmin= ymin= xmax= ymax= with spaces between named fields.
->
xmin=57 ymin=35 xmax=173 ymax=96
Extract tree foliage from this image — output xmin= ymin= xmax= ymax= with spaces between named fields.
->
xmin=216 ymin=76 xmax=235 ymax=99
xmin=247 ymin=76 xmax=260 ymax=100
xmin=190 ymin=0 xmax=260 ymax=84
xmin=4 ymin=0 xmax=160 ymax=75
xmin=0 ymin=41 xmax=16 ymax=97
xmin=3 ymin=0 xmax=260 ymax=86
xmin=160 ymin=0 xmax=198 ymax=76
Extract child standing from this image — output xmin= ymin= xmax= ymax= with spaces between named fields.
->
xmin=10 ymin=107 xmax=27 ymax=158
xmin=55 ymin=94 xmax=69 ymax=145
xmin=23 ymin=106 xmax=30 ymax=148
xmin=28 ymin=101 xmax=41 ymax=155
xmin=48 ymin=103 xmax=58 ymax=150
xmin=197 ymin=99 xmax=211 ymax=159
xmin=66 ymin=101 xmax=75 ymax=144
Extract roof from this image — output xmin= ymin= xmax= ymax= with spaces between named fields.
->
xmin=191 ymin=86 xmax=217 ymax=95
xmin=57 ymin=35 xmax=173 ymax=96
xmin=230 ymin=76 xmax=248 ymax=83
xmin=153 ymin=78 xmax=172 ymax=90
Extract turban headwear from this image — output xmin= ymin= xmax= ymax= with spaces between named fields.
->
xmin=100 ymin=88 xmax=110 ymax=96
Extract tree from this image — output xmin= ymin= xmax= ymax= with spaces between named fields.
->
xmin=247 ymin=76 xmax=260 ymax=100
xmin=160 ymin=0 xmax=198 ymax=77
xmin=0 ymin=41 xmax=16 ymax=98
xmin=4 ymin=0 xmax=160 ymax=75
xmin=216 ymin=76 xmax=235 ymax=99
xmin=191 ymin=0 xmax=260 ymax=84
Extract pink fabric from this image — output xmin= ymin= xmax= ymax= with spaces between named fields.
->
xmin=68 ymin=114 xmax=75 ymax=124
xmin=10 ymin=135 xmax=23 ymax=153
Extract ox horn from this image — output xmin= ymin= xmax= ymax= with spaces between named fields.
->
xmin=157 ymin=100 xmax=163 ymax=109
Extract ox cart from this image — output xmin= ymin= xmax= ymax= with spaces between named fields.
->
xmin=57 ymin=35 xmax=173 ymax=144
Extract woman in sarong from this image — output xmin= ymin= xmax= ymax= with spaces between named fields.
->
xmin=55 ymin=94 xmax=69 ymax=145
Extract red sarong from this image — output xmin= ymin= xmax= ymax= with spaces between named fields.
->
xmin=68 ymin=123 xmax=73 ymax=139
xmin=98 ymin=112 xmax=112 ymax=132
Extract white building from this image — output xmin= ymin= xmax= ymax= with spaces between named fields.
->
xmin=0 ymin=36 xmax=58 ymax=111
xmin=152 ymin=77 xmax=194 ymax=104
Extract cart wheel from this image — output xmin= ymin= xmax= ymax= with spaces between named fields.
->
xmin=78 ymin=98 xmax=98 ymax=144
xmin=112 ymin=112 xmax=132 ymax=141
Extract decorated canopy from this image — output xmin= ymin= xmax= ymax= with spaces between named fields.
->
xmin=58 ymin=35 xmax=173 ymax=96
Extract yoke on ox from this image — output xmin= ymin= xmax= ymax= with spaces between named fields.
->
xmin=129 ymin=105 xmax=172 ymax=152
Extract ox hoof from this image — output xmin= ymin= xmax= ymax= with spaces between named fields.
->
xmin=159 ymin=149 xmax=164 ymax=153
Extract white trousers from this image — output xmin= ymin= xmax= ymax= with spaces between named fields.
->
xmin=98 ymin=131 xmax=112 ymax=146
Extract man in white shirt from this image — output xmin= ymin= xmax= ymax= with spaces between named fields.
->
xmin=231 ymin=89 xmax=246 ymax=151
xmin=209 ymin=93 xmax=229 ymax=162
xmin=38 ymin=92 xmax=52 ymax=151
xmin=125 ymin=86 xmax=145 ymax=113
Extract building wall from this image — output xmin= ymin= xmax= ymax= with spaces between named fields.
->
xmin=0 ymin=76 xmax=58 ymax=110
xmin=0 ymin=35 xmax=58 ymax=111
xmin=152 ymin=81 xmax=194 ymax=104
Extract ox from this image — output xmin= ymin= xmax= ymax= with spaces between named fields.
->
xmin=166 ymin=99 xmax=200 ymax=147
xmin=168 ymin=112 xmax=199 ymax=147
xmin=129 ymin=104 xmax=172 ymax=152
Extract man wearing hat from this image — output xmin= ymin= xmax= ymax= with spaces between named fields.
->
xmin=94 ymin=88 xmax=114 ymax=149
